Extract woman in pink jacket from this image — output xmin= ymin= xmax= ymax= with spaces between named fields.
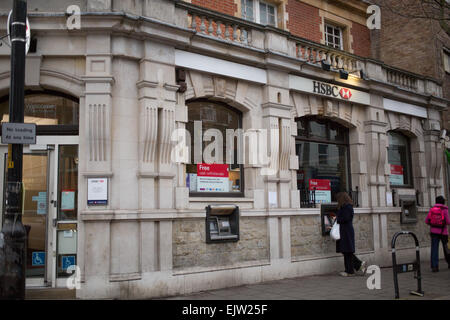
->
xmin=425 ymin=196 xmax=450 ymax=272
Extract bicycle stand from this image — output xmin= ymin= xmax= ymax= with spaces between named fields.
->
xmin=391 ymin=231 xmax=424 ymax=299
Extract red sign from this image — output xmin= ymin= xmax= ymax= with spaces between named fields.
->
xmin=309 ymin=179 xmax=331 ymax=191
xmin=339 ymin=88 xmax=352 ymax=100
xmin=390 ymin=165 xmax=403 ymax=175
xmin=197 ymin=164 xmax=229 ymax=177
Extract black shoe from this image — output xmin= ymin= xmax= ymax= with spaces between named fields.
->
xmin=432 ymin=267 xmax=439 ymax=272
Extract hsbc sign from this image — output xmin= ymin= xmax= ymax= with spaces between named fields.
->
xmin=289 ymin=75 xmax=370 ymax=105
xmin=313 ymin=81 xmax=353 ymax=100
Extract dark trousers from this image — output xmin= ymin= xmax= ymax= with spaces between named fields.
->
xmin=343 ymin=253 xmax=362 ymax=274
xmin=430 ymin=234 xmax=449 ymax=269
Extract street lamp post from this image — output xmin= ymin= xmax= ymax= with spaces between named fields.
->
xmin=0 ymin=0 xmax=28 ymax=300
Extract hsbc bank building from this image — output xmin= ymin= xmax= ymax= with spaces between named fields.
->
xmin=0 ymin=0 xmax=448 ymax=299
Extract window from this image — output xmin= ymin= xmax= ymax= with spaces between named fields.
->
xmin=0 ymin=91 xmax=79 ymax=135
xmin=241 ymin=0 xmax=277 ymax=27
xmin=387 ymin=131 xmax=413 ymax=187
xmin=325 ymin=24 xmax=343 ymax=50
xmin=186 ymin=100 xmax=244 ymax=196
xmin=444 ymin=49 xmax=450 ymax=73
xmin=295 ymin=117 xmax=350 ymax=203
xmin=0 ymin=92 xmax=79 ymax=126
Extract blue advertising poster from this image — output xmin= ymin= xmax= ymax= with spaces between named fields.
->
xmin=62 ymin=255 xmax=76 ymax=270
xmin=32 ymin=252 xmax=45 ymax=266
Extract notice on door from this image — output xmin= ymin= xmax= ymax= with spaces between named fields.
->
xmin=389 ymin=165 xmax=404 ymax=185
xmin=61 ymin=190 xmax=76 ymax=211
xmin=197 ymin=164 xmax=229 ymax=192
xmin=309 ymin=179 xmax=331 ymax=203
xmin=87 ymin=178 xmax=108 ymax=205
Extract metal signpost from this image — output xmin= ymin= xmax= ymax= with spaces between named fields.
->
xmin=0 ymin=0 xmax=29 ymax=300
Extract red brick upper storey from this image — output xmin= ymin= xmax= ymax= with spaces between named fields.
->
xmin=286 ymin=0 xmax=322 ymax=43
xmin=186 ymin=0 xmax=371 ymax=58
xmin=351 ymin=22 xmax=371 ymax=58
xmin=191 ymin=0 xmax=237 ymax=16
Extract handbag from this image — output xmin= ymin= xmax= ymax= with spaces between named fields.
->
xmin=330 ymin=221 xmax=340 ymax=240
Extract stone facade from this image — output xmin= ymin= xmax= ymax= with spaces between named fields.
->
xmin=173 ymin=217 xmax=269 ymax=269
xmin=0 ymin=0 xmax=447 ymax=299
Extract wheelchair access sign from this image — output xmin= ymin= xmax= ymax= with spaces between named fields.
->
xmin=32 ymin=252 xmax=45 ymax=266
xmin=62 ymin=256 xmax=76 ymax=271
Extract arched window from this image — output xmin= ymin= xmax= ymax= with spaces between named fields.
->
xmin=295 ymin=116 xmax=350 ymax=203
xmin=387 ymin=131 xmax=412 ymax=187
xmin=186 ymin=100 xmax=243 ymax=196
xmin=0 ymin=91 xmax=79 ymax=134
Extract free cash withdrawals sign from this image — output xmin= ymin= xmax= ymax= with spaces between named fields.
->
xmin=389 ymin=164 xmax=404 ymax=185
xmin=309 ymin=179 xmax=331 ymax=203
xmin=197 ymin=164 xmax=229 ymax=192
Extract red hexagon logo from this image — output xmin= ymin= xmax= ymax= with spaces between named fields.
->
xmin=339 ymin=88 xmax=352 ymax=100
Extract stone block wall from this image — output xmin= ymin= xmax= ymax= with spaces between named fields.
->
xmin=387 ymin=212 xmax=430 ymax=250
xmin=172 ymin=217 xmax=269 ymax=269
xmin=291 ymin=213 xmax=374 ymax=258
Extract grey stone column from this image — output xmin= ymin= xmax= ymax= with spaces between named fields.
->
xmin=137 ymin=41 xmax=178 ymax=210
xmin=81 ymin=34 xmax=114 ymax=183
xmin=423 ymin=119 xmax=444 ymax=206
xmin=364 ymin=106 xmax=388 ymax=208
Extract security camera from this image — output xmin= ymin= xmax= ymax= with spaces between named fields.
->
xmin=441 ymin=129 xmax=447 ymax=140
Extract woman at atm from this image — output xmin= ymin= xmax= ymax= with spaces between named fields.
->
xmin=335 ymin=192 xmax=367 ymax=277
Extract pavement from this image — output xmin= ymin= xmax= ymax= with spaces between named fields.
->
xmin=161 ymin=259 xmax=450 ymax=301
xmin=23 ymin=259 xmax=449 ymax=301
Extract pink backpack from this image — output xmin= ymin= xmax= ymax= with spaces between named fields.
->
xmin=429 ymin=206 xmax=445 ymax=228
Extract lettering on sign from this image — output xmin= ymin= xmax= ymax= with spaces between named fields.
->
xmin=1 ymin=123 xmax=36 ymax=144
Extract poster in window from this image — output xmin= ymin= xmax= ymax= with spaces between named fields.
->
xmin=389 ymin=164 xmax=404 ymax=185
xmin=61 ymin=190 xmax=76 ymax=211
xmin=309 ymin=179 xmax=331 ymax=203
xmin=197 ymin=164 xmax=229 ymax=192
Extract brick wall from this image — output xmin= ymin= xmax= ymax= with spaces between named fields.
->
xmin=371 ymin=1 xmax=437 ymax=78
xmin=286 ymin=0 xmax=322 ymax=43
xmin=351 ymin=22 xmax=371 ymax=58
xmin=191 ymin=0 xmax=237 ymax=16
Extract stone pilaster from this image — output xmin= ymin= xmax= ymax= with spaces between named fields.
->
xmin=364 ymin=105 xmax=388 ymax=208
xmin=82 ymin=33 xmax=114 ymax=190
xmin=423 ymin=119 xmax=444 ymax=206
xmin=137 ymin=41 xmax=178 ymax=210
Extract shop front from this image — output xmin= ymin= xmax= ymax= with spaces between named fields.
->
xmin=0 ymin=0 xmax=448 ymax=299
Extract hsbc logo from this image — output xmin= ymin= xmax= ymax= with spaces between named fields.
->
xmin=313 ymin=81 xmax=352 ymax=100
xmin=339 ymin=88 xmax=352 ymax=100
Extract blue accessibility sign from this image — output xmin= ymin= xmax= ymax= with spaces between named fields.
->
xmin=32 ymin=252 xmax=45 ymax=266
xmin=61 ymin=255 xmax=76 ymax=270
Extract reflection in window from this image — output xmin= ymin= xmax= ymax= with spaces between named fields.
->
xmin=296 ymin=117 xmax=350 ymax=202
xmin=387 ymin=131 xmax=412 ymax=187
xmin=0 ymin=93 xmax=79 ymax=126
xmin=186 ymin=101 xmax=243 ymax=195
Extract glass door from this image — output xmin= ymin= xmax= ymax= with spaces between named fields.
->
xmin=1 ymin=136 xmax=79 ymax=288
xmin=22 ymin=153 xmax=49 ymax=281
xmin=1 ymin=150 xmax=51 ymax=287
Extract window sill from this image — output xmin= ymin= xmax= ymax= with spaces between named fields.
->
xmin=189 ymin=197 xmax=253 ymax=202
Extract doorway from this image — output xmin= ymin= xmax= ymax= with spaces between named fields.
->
xmin=0 ymin=136 xmax=78 ymax=287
